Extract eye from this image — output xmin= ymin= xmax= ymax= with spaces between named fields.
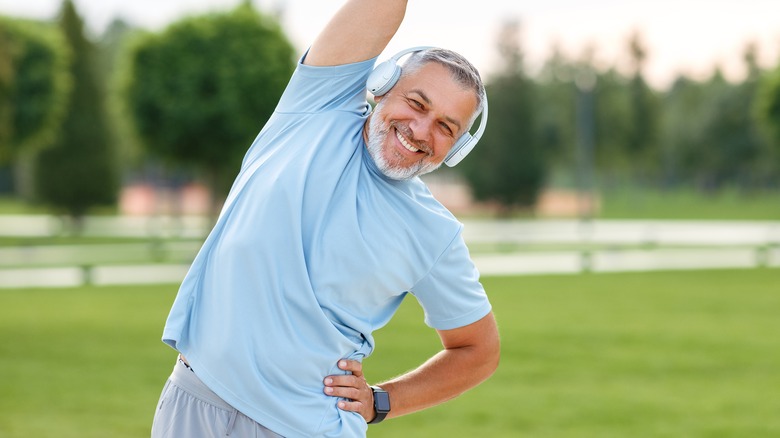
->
xmin=408 ymin=98 xmax=424 ymax=110
xmin=440 ymin=122 xmax=454 ymax=137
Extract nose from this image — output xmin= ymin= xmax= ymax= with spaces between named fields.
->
xmin=408 ymin=115 xmax=434 ymax=146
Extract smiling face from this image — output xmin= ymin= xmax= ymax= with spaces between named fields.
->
xmin=364 ymin=62 xmax=478 ymax=180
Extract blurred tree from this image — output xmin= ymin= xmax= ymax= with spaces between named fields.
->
xmin=0 ymin=17 xmax=70 ymax=164
xmin=123 ymin=3 xmax=295 ymax=215
xmin=460 ymin=19 xmax=545 ymax=213
xmin=659 ymin=75 xmax=706 ymax=187
xmin=624 ymin=31 xmax=661 ymax=180
xmin=99 ymin=19 xmax=142 ymax=166
xmin=535 ymin=44 xmax=576 ymax=174
xmin=0 ymin=22 xmax=11 ymax=150
xmin=692 ymin=44 xmax=769 ymax=189
xmin=755 ymin=50 xmax=780 ymax=183
xmin=34 ymin=0 xmax=119 ymax=228
xmin=663 ymin=47 xmax=769 ymax=192
xmin=591 ymin=67 xmax=632 ymax=183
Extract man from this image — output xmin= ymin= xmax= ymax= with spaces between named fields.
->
xmin=152 ymin=1 xmax=500 ymax=437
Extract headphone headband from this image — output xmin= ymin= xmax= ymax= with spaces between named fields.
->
xmin=366 ymin=46 xmax=435 ymax=96
xmin=388 ymin=46 xmax=435 ymax=62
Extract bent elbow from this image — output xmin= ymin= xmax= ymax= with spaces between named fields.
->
xmin=485 ymin=336 xmax=501 ymax=377
xmin=473 ymin=332 xmax=501 ymax=382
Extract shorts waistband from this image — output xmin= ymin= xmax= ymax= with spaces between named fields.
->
xmin=170 ymin=358 xmax=235 ymax=412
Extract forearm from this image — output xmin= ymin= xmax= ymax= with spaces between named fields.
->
xmin=305 ymin=0 xmax=408 ymax=66
xmin=323 ymin=313 xmax=500 ymax=422
xmin=378 ymin=341 xmax=499 ymax=419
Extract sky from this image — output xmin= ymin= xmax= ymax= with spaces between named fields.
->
xmin=1 ymin=0 xmax=779 ymax=89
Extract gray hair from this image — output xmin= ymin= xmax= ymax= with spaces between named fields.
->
xmin=399 ymin=48 xmax=486 ymax=130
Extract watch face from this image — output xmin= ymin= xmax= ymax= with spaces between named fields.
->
xmin=374 ymin=391 xmax=391 ymax=412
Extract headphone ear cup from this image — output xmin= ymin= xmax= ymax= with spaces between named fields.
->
xmin=444 ymin=133 xmax=473 ymax=167
xmin=445 ymin=96 xmax=488 ymax=167
xmin=367 ymin=60 xmax=402 ymax=96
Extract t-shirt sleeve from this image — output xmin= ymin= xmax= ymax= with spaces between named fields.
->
xmin=410 ymin=232 xmax=492 ymax=331
xmin=274 ymin=51 xmax=377 ymax=115
xmin=239 ymin=51 xmax=376 ymax=170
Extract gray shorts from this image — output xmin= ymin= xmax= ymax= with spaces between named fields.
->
xmin=151 ymin=358 xmax=284 ymax=438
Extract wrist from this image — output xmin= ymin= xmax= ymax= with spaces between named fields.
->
xmin=368 ymin=385 xmax=391 ymax=424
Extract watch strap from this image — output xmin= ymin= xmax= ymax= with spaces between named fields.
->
xmin=368 ymin=386 xmax=390 ymax=424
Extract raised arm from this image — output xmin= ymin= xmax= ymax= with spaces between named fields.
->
xmin=304 ymin=0 xmax=408 ymax=66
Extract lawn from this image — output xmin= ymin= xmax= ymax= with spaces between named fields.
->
xmin=1 ymin=269 xmax=779 ymax=437
xmin=596 ymin=186 xmax=780 ymax=220
xmin=368 ymin=269 xmax=780 ymax=437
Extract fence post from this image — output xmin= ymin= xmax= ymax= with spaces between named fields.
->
xmin=81 ymin=265 xmax=93 ymax=286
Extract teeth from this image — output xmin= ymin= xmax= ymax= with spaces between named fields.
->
xmin=396 ymin=129 xmax=419 ymax=153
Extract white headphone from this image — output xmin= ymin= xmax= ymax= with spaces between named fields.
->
xmin=366 ymin=46 xmax=489 ymax=167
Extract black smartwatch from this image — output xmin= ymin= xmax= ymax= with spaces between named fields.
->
xmin=368 ymin=386 xmax=391 ymax=424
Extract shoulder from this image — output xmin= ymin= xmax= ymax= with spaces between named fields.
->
xmin=387 ymin=176 xmax=463 ymax=245
xmin=275 ymin=53 xmax=377 ymax=115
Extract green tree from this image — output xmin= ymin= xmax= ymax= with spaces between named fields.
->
xmin=0 ymin=17 xmax=70 ymax=163
xmin=0 ymin=22 xmax=11 ymax=151
xmin=0 ymin=17 xmax=70 ymax=198
xmin=755 ymin=51 xmax=780 ymax=183
xmin=461 ymin=20 xmax=545 ymax=212
xmin=535 ymin=44 xmax=576 ymax=175
xmin=123 ymin=3 xmax=295 ymax=213
xmin=663 ymin=47 xmax=770 ymax=192
xmin=34 ymin=0 xmax=119 ymax=226
xmin=99 ymin=19 xmax=141 ymax=166
xmin=624 ymin=31 xmax=661 ymax=180
xmin=692 ymin=46 xmax=768 ymax=189
xmin=659 ymin=75 xmax=706 ymax=187
xmin=590 ymin=67 xmax=632 ymax=183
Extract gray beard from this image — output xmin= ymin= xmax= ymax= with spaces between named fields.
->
xmin=365 ymin=102 xmax=441 ymax=181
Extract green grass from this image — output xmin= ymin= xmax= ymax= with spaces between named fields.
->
xmin=597 ymin=186 xmax=780 ymax=220
xmin=0 ymin=196 xmax=118 ymax=216
xmin=0 ymin=285 xmax=178 ymax=438
xmin=0 ymin=236 xmax=191 ymax=247
xmin=368 ymin=269 xmax=780 ymax=437
xmin=1 ymin=270 xmax=779 ymax=437
xmin=0 ymin=197 xmax=49 ymax=215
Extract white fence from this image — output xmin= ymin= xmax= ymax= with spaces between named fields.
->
xmin=0 ymin=214 xmax=210 ymax=239
xmin=1 ymin=216 xmax=779 ymax=288
xmin=463 ymin=219 xmax=780 ymax=275
xmin=461 ymin=219 xmax=780 ymax=247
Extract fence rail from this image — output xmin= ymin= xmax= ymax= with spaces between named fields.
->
xmin=461 ymin=219 xmax=780 ymax=246
xmin=1 ymin=216 xmax=779 ymax=289
xmin=0 ymin=214 xmax=210 ymax=238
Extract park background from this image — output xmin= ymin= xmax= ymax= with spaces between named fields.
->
xmin=1 ymin=0 xmax=780 ymax=436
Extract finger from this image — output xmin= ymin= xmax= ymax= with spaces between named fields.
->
xmin=323 ymin=385 xmax=363 ymax=401
xmin=323 ymin=375 xmax=360 ymax=388
xmin=337 ymin=359 xmax=363 ymax=376
xmin=336 ymin=399 xmax=367 ymax=413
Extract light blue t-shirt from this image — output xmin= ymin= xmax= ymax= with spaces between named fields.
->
xmin=161 ymin=55 xmax=491 ymax=438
